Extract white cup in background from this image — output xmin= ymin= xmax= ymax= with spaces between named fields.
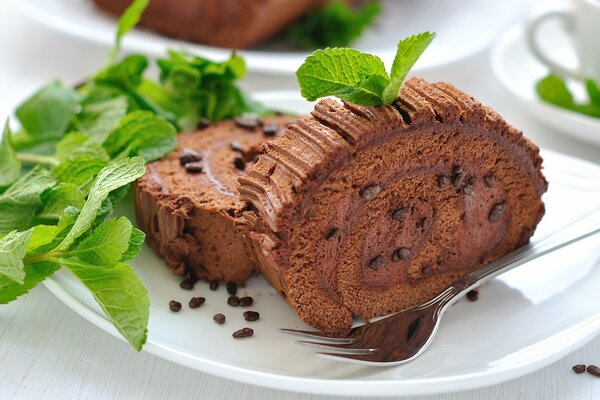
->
xmin=526 ymin=0 xmax=600 ymax=82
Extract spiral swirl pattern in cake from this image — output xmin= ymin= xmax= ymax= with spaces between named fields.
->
xmin=237 ymin=77 xmax=547 ymax=333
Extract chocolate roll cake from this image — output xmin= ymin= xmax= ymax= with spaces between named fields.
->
xmin=135 ymin=116 xmax=295 ymax=284
xmin=237 ymin=77 xmax=547 ymax=333
xmin=93 ymin=0 xmax=326 ymax=48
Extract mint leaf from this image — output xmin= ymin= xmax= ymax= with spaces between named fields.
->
xmin=120 ymin=227 xmax=145 ymax=261
xmin=0 ymin=121 xmax=21 ymax=187
xmin=382 ymin=32 xmax=436 ymax=104
xmin=296 ymin=48 xmax=389 ymax=105
xmin=61 ymin=257 xmax=149 ymax=351
xmin=0 ymin=229 xmax=32 ymax=283
xmin=76 ymin=217 xmax=133 ymax=265
xmin=40 ymin=183 xmax=86 ymax=216
xmin=102 ymin=111 xmax=176 ymax=161
xmin=25 ymin=225 xmax=58 ymax=256
xmin=53 ymin=156 xmax=108 ymax=191
xmin=71 ymin=96 xmax=129 ymax=140
xmin=109 ymin=0 xmax=150 ymax=63
xmin=536 ymin=74 xmax=600 ymax=118
xmin=536 ymin=74 xmax=574 ymax=109
xmin=288 ymin=0 xmax=381 ymax=49
xmin=585 ymin=79 xmax=600 ymax=107
xmin=0 ymin=166 xmax=56 ymax=233
xmin=0 ymin=261 xmax=60 ymax=304
xmin=15 ymin=81 xmax=80 ymax=139
xmin=56 ymin=132 xmax=110 ymax=162
xmin=59 ymin=157 xmax=145 ymax=250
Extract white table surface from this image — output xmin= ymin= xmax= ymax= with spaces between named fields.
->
xmin=1 ymin=1 xmax=599 ymax=399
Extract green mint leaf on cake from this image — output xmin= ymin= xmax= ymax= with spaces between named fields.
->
xmin=0 ymin=121 xmax=21 ymax=187
xmin=0 ymin=166 xmax=56 ymax=233
xmin=59 ymin=157 xmax=146 ymax=250
xmin=0 ymin=230 xmax=32 ymax=284
xmin=55 ymin=132 xmax=110 ymax=162
xmin=288 ymin=0 xmax=381 ymax=49
xmin=109 ymin=0 xmax=150 ymax=64
xmin=382 ymin=32 xmax=436 ymax=104
xmin=536 ymin=74 xmax=600 ymax=118
xmin=15 ymin=81 xmax=80 ymax=140
xmin=297 ymin=32 xmax=435 ymax=106
xmin=39 ymin=183 xmax=86 ymax=217
xmin=60 ymin=257 xmax=149 ymax=351
xmin=296 ymin=48 xmax=389 ymax=105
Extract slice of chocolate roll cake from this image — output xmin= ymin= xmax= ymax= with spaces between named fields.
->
xmin=237 ymin=77 xmax=547 ymax=333
xmin=135 ymin=116 xmax=295 ymax=284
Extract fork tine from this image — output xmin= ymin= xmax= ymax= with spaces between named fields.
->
xmin=279 ymin=328 xmax=356 ymax=344
xmin=295 ymin=340 xmax=376 ymax=355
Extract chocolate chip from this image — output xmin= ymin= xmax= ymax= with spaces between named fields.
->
xmin=232 ymin=327 xmax=254 ymax=338
xmin=452 ymin=172 xmax=464 ymax=187
xmin=360 ymin=184 xmax=381 ymax=200
xmin=437 ymin=175 xmax=451 ymax=187
xmin=179 ymin=279 xmax=195 ymax=290
xmin=209 ymin=280 xmax=219 ymax=291
xmin=197 ymin=118 xmax=211 ymax=129
xmin=463 ymin=186 xmax=474 ymax=196
xmin=213 ymin=313 xmax=226 ymax=324
xmin=392 ymin=247 xmax=411 ymax=262
xmin=467 ymin=289 xmax=479 ymax=301
xmin=392 ymin=207 xmax=412 ymax=221
xmin=587 ymin=365 xmax=600 ymax=377
xmin=184 ymin=161 xmax=203 ymax=173
xmin=484 ymin=174 xmax=496 ymax=188
xmin=452 ymin=165 xmax=463 ymax=175
xmin=489 ymin=202 xmax=507 ymax=222
xmin=326 ymin=228 xmax=340 ymax=240
xmin=226 ymin=282 xmax=238 ymax=295
xmin=233 ymin=157 xmax=246 ymax=171
xmin=229 ymin=141 xmax=244 ymax=153
xmin=189 ymin=297 xmax=205 ymax=308
xmin=234 ymin=116 xmax=261 ymax=130
xmin=227 ymin=296 xmax=240 ymax=307
xmin=179 ymin=148 xmax=202 ymax=166
xmin=572 ymin=364 xmax=587 ymax=374
xmin=421 ymin=265 xmax=431 ymax=275
xmin=467 ymin=176 xmax=477 ymax=186
xmin=416 ymin=217 xmax=428 ymax=229
xmin=239 ymin=296 xmax=254 ymax=307
xmin=169 ymin=300 xmax=182 ymax=312
xmin=243 ymin=311 xmax=260 ymax=321
xmin=262 ymin=123 xmax=279 ymax=137
xmin=369 ymin=255 xmax=385 ymax=270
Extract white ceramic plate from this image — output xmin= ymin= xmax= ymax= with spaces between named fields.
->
xmin=491 ymin=25 xmax=600 ymax=146
xmin=15 ymin=0 xmax=527 ymax=75
xmin=42 ymin=91 xmax=600 ymax=397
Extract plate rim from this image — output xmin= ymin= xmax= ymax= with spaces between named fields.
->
xmin=40 ymin=108 xmax=600 ymax=396
xmin=490 ymin=24 xmax=600 ymax=146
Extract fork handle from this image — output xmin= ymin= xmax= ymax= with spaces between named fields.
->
xmin=447 ymin=206 xmax=600 ymax=301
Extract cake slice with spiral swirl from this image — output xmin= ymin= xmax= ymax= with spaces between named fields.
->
xmin=237 ymin=77 xmax=547 ymax=333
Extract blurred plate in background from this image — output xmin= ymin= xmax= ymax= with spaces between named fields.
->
xmin=16 ymin=0 xmax=527 ymax=75
xmin=492 ymin=25 xmax=600 ymax=146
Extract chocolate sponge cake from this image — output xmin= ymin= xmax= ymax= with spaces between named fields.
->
xmin=135 ymin=116 xmax=295 ymax=284
xmin=93 ymin=0 xmax=326 ymax=49
xmin=237 ymin=77 xmax=547 ymax=333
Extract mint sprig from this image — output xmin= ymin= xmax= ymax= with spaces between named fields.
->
xmin=536 ymin=74 xmax=600 ymax=119
xmin=288 ymin=0 xmax=381 ymax=49
xmin=297 ymin=32 xmax=435 ymax=106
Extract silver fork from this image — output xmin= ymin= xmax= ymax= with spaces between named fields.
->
xmin=281 ymin=207 xmax=600 ymax=366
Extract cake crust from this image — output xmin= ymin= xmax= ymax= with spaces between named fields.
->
xmin=135 ymin=116 xmax=295 ymax=284
xmin=237 ymin=78 xmax=547 ymax=333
